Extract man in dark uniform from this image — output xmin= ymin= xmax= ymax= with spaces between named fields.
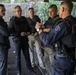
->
xmin=41 ymin=4 xmax=61 ymax=74
xmin=27 ymin=8 xmax=45 ymax=69
xmin=0 ymin=4 xmax=10 ymax=75
xmin=44 ymin=4 xmax=59 ymax=29
xmin=35 ymin=1 xmax=76 ymax=75
xmin=43 ymin=4 xmax=61 ymax=34
xmin=9 ymin=5 xmax=36 ymax=75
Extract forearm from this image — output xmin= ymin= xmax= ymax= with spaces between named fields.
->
xmin=43 ymin=28 xmax=51 ymax=32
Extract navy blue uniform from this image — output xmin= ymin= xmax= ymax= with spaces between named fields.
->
xmin=39 ymin=16 xmax=75 ymax=75
xmin=9 ymin=16 xmax=36 ymax=75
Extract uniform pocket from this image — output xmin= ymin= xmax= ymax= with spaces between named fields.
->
xmin=53 ymin=55 xmax=72 ymax=71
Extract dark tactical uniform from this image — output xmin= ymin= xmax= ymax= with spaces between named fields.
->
xmin=9 ymin=16 xmax=36 ymax=75
xmin=43 ymin=15 xmax=61 ymax=75
xmin=39 ymin=16 xmax=76 ymax=75
xmin=44 ymin=15 xmax=60 ymax=28
xmin=27 ymin=15 xmax=45 ymax=69
xmin=44 ymin=15 xmax=61 ymax=48
xmin=27 ymin=15 xmax=41 ymax=34
xmin=0 ymin=17 xmax=10 ymax=75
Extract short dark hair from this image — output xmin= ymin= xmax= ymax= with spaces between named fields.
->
xmin=0 ymin=4 xmax=5 ymax=7
xmin=14 ymin=5 xmax=22 ymax=11
xmin=48 ymin=4 xmax=57 ymax=10
xmin=60 ymin=0 xmax=73 ymax=13
xmin=28 ymin=7 xmax=34 ymax=11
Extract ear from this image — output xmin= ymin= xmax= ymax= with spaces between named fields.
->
xmin=62 ymin=7 xmax=65 ymax=12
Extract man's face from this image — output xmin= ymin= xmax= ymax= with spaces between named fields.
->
xmin=0 ymin=6 xmax=5 ymax=17
xmin=28 ymin=9 xmax=34 ymax=17
xmin=14 ymin=7 xmax=22 ymax=17
xmin=48 ymin=8 xmax=57 ymax=19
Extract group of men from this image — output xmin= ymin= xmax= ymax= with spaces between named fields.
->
xmin=0 ymin=0 xmax=76 ymax=75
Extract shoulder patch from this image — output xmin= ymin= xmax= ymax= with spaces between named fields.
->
xmin=55 ymin=26 xmax=60 ymax=32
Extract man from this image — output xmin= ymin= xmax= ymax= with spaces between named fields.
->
xmin=0 ymin=4 xmax=10 ymax=75
xmin=41 ymin=5 xmax=61 ymax=74
xmin=43 ymin=4 xmax=61 ymax=32
xmin=27 ymin=8 xmax=45 ymax=69
xmin=9 ymin=6 xmax=36 ymax=75
xmin=35 ymin=1 xmax=76 ymax=75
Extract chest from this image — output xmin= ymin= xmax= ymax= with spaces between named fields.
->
xmin=14 ymin=19 xmax=28 ymax=32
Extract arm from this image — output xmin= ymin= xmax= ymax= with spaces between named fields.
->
xmin=36 ymin=22 xmax=67 ymax=46
xmin=8 ymin=19 xmax=15 ymax=35
xmin=8 ymin=18 xmax=19 ymax=36
xmin=43 ymin=28 xmax=51 ymax=32
xmin=21 ymin=32 xmax=30 ymax=36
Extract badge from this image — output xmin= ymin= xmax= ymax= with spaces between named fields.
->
xmin=55 ymin=26 xmax=60 ymax=32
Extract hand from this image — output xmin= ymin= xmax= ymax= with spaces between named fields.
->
xmin=21 ymin=32 xmax=25 ymax=36
xmin=31 ymin=33 xmax=34 ymax=36
xmin=21 ymin=32 xmax=30 ymax=36
xmin=34 ymin=32 xmax=38 ymax=36
xmin=35 ymin=22 xmax=42 ymax=30
xmin=26 ymin=32 xmax=30 ymax=36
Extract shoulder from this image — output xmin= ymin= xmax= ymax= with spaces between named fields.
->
xmin=34 ymin=15 xmax=40 ymax=19
xmin=54 ymin=21 xmax=68 ymax=32
xmin=21 ymin=16 xmax=28 ymax=22
xmin=26 ymin=17 xmax=31 ymax=21
xmin=9 ymin=16 xmax=16 ymax=23
xmin=21 ymin=16 xmax=27 ymax=20
xmin=34 ymin=15 xmax=39 ymax=17
xmin=10 ymin=16 xmax=15 ymax=20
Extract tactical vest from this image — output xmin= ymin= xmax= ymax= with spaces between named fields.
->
xmin=61 ymin=17 xmax=76 ymax=48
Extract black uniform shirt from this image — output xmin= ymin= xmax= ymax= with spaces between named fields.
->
xmin=0 ymin=17 xmax=10 ymax=49
xmin=44 ymin=15 xmax=61 ymax=28
xmin=9 ymin=16 xmax=30 ymax=41
xmin=27 ymin=15 xmax=40 ymax=33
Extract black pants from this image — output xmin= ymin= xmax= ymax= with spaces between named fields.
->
xmin=14 ymin=40 xmax=33 ymax=74
xmin=0 ymin=46 xmax=8 ymax=75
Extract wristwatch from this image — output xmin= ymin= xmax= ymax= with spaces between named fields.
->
xmin=37 ymin=28 xmax=40 ymax=31
xmin=37 ymin=28 xmax=43 ymax=32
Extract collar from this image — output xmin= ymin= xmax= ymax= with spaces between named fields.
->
xmin=63 ymin=15 xmax=73 ymax=20
xmin=48 ymin=15 xmax=59 ymax=20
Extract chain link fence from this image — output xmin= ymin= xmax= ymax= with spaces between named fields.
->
xmin=3 ymin=3 xmax=37 ymax=22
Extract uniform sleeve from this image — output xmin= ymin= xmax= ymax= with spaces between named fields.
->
xmin=8 ymin=19 xmax=15 ymax=34
xmin=8 ymin=18 xmax=19 ymax=37
xmin=39 ymin=22 xmax=67 ymax=46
